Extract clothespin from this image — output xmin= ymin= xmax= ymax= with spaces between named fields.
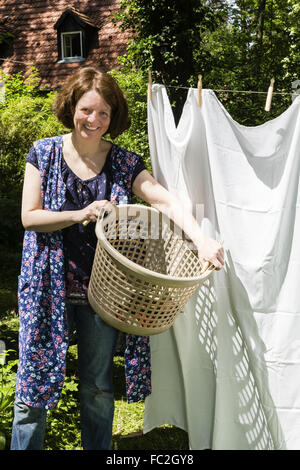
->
xmin=265 ymin=78 xmax=275 ymax=112
xmin=148 ymin=70 xmax=152 ymax=102
xmin=292 ymin=79 xmax=300 ymax=102
xmin=197 ymin=75 xmax=202 ymax=107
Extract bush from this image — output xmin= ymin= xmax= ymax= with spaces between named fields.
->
xmin=0 ymin=93 xmax=67 ymax=195
xmin=110 ymin=69 xmax=151 ymax=172
xmin=0 ymin=67 xmax=68 ymax=195
xmin=0 ymin=348 xmax=18 ymax=449
xmin=1 ymin=67 xmax=46 ymax=101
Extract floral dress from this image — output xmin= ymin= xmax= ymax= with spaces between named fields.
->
xmin=16 ymin=136 xmax=152 ymax=409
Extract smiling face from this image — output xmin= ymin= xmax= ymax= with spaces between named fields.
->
xmin=73 ymin=89 xmax=112 ymax=142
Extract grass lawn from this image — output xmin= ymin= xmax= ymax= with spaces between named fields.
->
xmin=0 ymin=248 xmax=189 ymax=451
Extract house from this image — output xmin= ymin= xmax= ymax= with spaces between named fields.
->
xmin=0 ymin=0 xmax=129 ymax=89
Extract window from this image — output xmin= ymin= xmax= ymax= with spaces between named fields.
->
xmin=61 ymin=31 xmax=83 ymax=60
xmin=54 ymin=9 xmax=99 ymax=64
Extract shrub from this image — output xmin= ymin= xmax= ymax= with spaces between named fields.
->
xmin=0 ymin=93 xmax=67 ymax=195
xmin=109 ymin=69 xmax=151 ymax=172
xmin=0 ymin=66 xmax=46 ymax=101
xmin=0 ymin=349 xmax=18 ymax=449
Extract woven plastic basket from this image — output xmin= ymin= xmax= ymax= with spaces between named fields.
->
xmin=88 ymin=204 xmax=215 ymax=335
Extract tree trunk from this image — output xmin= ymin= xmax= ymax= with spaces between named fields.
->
xmin=257 ymin=0 xmax=266 ymax=42
xmin=255 ymin=0 xmax=267 ymax=83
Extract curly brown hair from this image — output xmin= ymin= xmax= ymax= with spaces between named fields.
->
xmin=53 ymin=67 xmax=131 ymax=139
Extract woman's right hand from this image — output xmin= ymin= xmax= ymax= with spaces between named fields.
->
xmin=78 ymin=200 xmax=114 ymax=226
xmin=22 ymin=163 xmax=116 ymax=232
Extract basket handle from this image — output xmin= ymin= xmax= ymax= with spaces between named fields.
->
xmin=200 ymin=261 xmax=215 ymax=275
xmin=82 ymin=203 xmax=116 ymax=226
xmin=199 ymin=240 xmax=224 ymax=275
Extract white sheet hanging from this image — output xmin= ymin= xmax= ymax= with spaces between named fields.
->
xmin=144 ymin=85 xmax=300 ymax=450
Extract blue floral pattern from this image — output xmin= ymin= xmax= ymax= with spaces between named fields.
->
xmin=16 ymin=136 xmax=151 ymax=409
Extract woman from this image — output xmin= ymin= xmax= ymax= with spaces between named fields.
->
xmin=11 ymin=67 xmax=224 ymax=450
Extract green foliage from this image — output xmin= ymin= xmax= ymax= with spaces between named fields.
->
xmin=0 ymin=92 xmax=66 ymax=248
xmin=116 ymin=0 xmax=218 ymax=78
xmin=0 ymin=67 xmax=67 ymax=195
xmin=0 ymin=93 xmax=66 ymax=195
xmin=0 ymin=350 xmax=17 ymax=413
xmin=194 ymin=0 xmax=300 ymax=125
xmin=115 ymin=0 xmax=299 ymax=126
xmin=45 ymin=375 xmax=82 ymax=450
xmin=0 ymin=349 xmax=18 ymax=448
xmin=115 ymin=0 xmax=222 ymax=122
xmin=0 ymin=67 xmax=47 ymax=102
xmin=109 ymin=69 xmax=151 ymax=171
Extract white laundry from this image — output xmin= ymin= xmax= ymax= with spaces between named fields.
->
xmin=144 ymin=85 xmax=300 ymax=450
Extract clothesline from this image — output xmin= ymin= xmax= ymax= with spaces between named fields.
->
xmin=0 ymin=57 xmax=34 ymax=65
xmin=148 ymin=71 xmax=297 ymax=97
xmin=148 ymin=72 xmax=297 ymax=111
xmin=148 ymin=72 xmax=300 ymax=111
xmin=165 ymin=84 xmax=295 ymax=96
xmin=1 ymin=58 xmax=298 ymax=99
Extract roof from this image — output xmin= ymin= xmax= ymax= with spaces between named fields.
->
xmin=54 ymin=7 xmax=101 ymax=30
xmin=0 ymin=0 xmax=130 ymax=89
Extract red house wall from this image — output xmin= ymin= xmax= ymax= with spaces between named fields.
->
xmin=0 ymin=0 xmax=129 ymax=89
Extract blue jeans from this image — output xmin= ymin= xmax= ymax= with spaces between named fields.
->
xmin=11 ymin=303 xmax=118 ymax=450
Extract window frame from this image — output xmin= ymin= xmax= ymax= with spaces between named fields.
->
xmin=60 ymin=30 xmax=84 ymax=61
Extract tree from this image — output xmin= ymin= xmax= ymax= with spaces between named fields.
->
xmin=115 ymin=0 xmax=300 ymax=125
xmin=201 ymin=0 xmax=300 ymax=124
xmin=281 ymin=0 xmax=300 ymax=85
xmin=115 ymin=0 xmax=224 ymax=122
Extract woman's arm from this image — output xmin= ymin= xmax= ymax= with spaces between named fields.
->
xmin=132 ymin=170 xmax=224 ymax=269
xmin=21 ymin=163 xmax=111 ymax=232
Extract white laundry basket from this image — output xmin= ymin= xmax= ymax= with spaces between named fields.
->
xmin=88 ymin=204 xmax=214 ymax=335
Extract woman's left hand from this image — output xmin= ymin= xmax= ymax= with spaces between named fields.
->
xmin=132 ymin=169 xmax=225 ymax=271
